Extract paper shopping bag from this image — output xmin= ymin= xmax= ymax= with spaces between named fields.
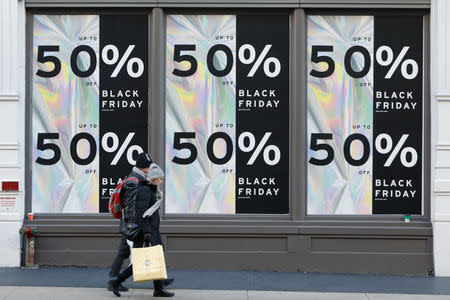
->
xmin=131 ymin=244 xmax=168 ymax=282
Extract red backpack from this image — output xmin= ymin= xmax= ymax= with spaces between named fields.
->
xmin=108 ymin=177 xmax=139 ymax=219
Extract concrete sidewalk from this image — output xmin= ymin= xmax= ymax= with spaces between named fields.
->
xmin=1 ymin=287 xmax=450 ymax=300
xmin=1 ymin=267 xmax=450 ymax=299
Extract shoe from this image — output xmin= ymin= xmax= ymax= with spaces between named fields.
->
xmin=153 ymin=287 xmax=175 ymax=297
xmin=162 ymin=278 xmax=174 ymax=287
xmin=107 ymin=282 xmax=128 ymax=292
xmin=107 ymin=279 xmax=121 ymax=297
xmin=119 ymin=284 xmax=129 ymax=292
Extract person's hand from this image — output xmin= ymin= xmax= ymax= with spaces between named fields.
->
xmin=143 ymin=233 xmax=152 ymax=244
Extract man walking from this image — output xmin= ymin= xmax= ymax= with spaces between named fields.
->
xmin=107 ymin=152 xmax=152 ymax=292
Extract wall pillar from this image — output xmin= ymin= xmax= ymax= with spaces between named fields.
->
xmin=0 ymin=0 xmax=25 ymax=267
xmin=432 ymin=0 xmax=450 ymax=277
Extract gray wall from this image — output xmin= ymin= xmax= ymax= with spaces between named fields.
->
xmin=26 ymin=215 xmax=433 ymax=274
xmin=24 ymin=1 xmax=433 ymax=275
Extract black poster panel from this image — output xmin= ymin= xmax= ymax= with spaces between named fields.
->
xmin=235 ymin=15 xmax=289 ymax=214
xmin=373 ymin=16 xmax=423 ymax=214
xmin=99 ymin=15 xmax=149 ymax=212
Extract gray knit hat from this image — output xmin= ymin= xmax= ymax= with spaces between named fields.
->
xmin=147 ymin=163 xmax=164 ymax=180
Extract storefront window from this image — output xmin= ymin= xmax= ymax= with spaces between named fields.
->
xmin=32 ymin=14 xmax=149 ymax=213
xmin=165 ymin=14 xmax=290 ymax=214
xmin=307 ymin=15 xmax=423 ymax=215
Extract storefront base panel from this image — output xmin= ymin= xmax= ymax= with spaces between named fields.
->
xmin=33 ymin=235 xmax=432 ymax=275
xmin=165 ymin=251 xmax=433 ymax=275
xmin=164 ymin=236 xmax=433 ymax=275
xmin=29 ymin=219 xmax=433 ymax=275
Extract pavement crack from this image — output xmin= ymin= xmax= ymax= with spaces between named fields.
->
xmin=1 ymin=286 xmax=19 ymax=300
xmin=126 ymin=288 xmax=135 ymax=300
xmin=364 ymin=293 xmax=371 ymax=300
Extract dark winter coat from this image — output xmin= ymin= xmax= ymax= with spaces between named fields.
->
xmin=120 ymin=169 xmax=147 ymax=233
xmin=133 ymin=183 xmax=162 ymax=246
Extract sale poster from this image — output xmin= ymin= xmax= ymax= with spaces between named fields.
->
xmin=31 ymin=13 xmax=423 ymax=216
xmin=32 ymin=15 xmax=148 ymax=213
xmin=165 ymin=15 xmax=289 ymax=214
xmin=307 ymin=15 xmax=423 ymax=215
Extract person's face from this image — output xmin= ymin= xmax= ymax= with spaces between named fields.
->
xmin=153 ymin=177 xmax=164 ymax=187
xmin=140 ymin=167 xmax=150 ymax=174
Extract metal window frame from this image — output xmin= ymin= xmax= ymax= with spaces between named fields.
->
xmin=24 ymin=7 xmax=431 ymax=233
xmin=302 ymin=8 xmax=431 ymax=223
xmin=24 ymin=0 xmax=431 ymax=9
xmin=25 ymin=8 xmax=155 ymax=218
xmin=158 ymin=8 xmax=294 ymax=220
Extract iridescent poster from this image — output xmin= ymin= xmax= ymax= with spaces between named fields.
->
xmin=33 ymin=15 xmax=100 ymax=213
xmin=166 ymin=15 xmax=290 ymax=214
xmin=307 ymin=15 xmax=423 ymax=215
xmin=32 ymin=15 xmax=148 ymax=213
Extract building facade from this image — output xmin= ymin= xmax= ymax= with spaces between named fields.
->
xmin=2 ymin=0 xmax=450 ymax=275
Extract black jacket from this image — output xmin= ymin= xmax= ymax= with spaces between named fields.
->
xmin=120 ymin=169 xmax=147 ymax=233
xmin=133 ymin=183 xmax=162 ymax=246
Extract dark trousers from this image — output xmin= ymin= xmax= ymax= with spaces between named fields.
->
xmin=109 ymin=235 xmax=131 ymax=279
xmin=116 ymin=238 xmax=163 ymax=289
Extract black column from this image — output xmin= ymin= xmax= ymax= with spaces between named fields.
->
xmin=99 ymin=15 xmax=149 ymax=212
xmin=373 ymin=16 xmax=423 ymax=214
xmin=235 ymin=15 xmax=290 ymax=214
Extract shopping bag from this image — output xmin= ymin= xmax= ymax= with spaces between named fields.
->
xmin=131 ymin=244 xmax=168 ymax=282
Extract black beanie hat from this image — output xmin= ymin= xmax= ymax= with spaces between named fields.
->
xmin=135 ymin=153 xmax=153 ymax=168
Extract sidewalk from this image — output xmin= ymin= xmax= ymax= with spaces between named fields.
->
xmin=2 ymin=287 xmax=450 ymax=300
xmin=1 ymin=267 xmax=450 ymax=299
